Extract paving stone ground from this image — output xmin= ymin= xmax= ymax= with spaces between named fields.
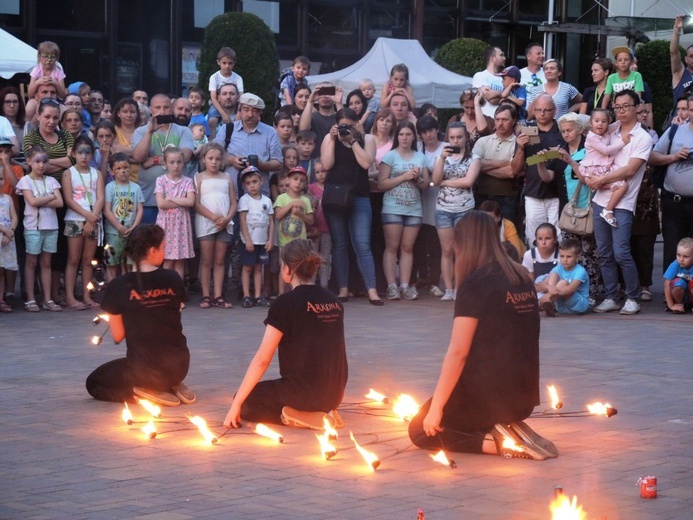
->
xmin=2 ymin=259 xmax=692 ymax=519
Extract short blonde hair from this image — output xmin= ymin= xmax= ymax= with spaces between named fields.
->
xmin=557 ymin=112 xmax=589 ymax=133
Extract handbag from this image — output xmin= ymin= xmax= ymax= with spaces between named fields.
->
xmin=321 ymin=182 xmax=354 ymax=212
xmin=559 ymin=181 xmax=593 ymax=236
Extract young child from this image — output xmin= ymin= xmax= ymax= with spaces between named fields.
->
xmin=188 ymin=87 xmax=211 ymax=137
xmin=280 ymin=56 xmax=310 ymax=106
xmin=267 ymin=172 xmax=289 ymax=298
xmin=223 ymin=239 xmax=346 ymax=430
xmin=664 ymin=237 xmax=693 ymax=314
xmin=238 ymin=166 xmax=274 ymax=308
xmin=85 ymin=223 xmax=196 ymax=406
xmin=274 ymin=112 xmax=294 ymax=146
xmin=307 ymin=158 xmax=331 ymax=288
xmin=579 ymin=109 xmax=630 ymax=227
xmin=295 ymin=130 xmax=317 ymax=181
xmin=522 ymin=222 xmax=559 ymax=299
xmin=540 ymin=238 xmax=590 ymax=317
xmin=496 ymin=66 xmax=527 ymax=122
xmin=62 ymin=136 xmax=104 ymax=309
xmin=602 ymin=46 xmax=644 ymax=109
xmin=360 ymin=79 xmax=381 ymax=117
xmin=16 ymin=145 xmax=64 ymax=312
xmin=191 ymin=123 xmax=209 ymax=157
xmin=27 ymin=41 xmax=67 ymax=99
xmin=155 ymin=147 xmax=195 ymax=282
xmin=0 ymin=167 xmax=18 ymax=312
xmin=380 ymin=64 xmax=416 ymax=111
xmin=93 ymin=120 xmax=117 ymax=182
xmin=208 ymin=47 xmax=245 ymax=133
xmin=194 ymin=143 xmax=236 ymax=309
xmin=103 ymin=152 xmax=144 ymax=282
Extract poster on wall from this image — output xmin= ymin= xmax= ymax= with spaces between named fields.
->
xmin=182 ymin=44 xmax=201 ymax=97
xmin=116 ymin=43 xmax=141 ymax=96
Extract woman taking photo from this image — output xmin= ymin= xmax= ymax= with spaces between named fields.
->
xmin=408 ymin=211 xmax=557 ymax=460
xmin=111 ymin=98 xmax=141 ymax=182
xmin=431 ymin=122 xmax=480 ymax=301
xmin=320 ymin=108 xmax=381 ymax=305
xmin=527 ymin=59 xmax=581 ymax=119
xmin=580 ymin=58 xmax=613 ymax=115
xmin=377 ymin=120 xmax=429 ymax=301
xmin=446 ymin=89 xmax=493 ymax=145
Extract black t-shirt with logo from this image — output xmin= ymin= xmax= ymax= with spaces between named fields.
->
xmin=264 ymin=284 xmax=348 ymax=410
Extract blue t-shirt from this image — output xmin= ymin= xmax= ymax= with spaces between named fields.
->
xmin=381 ymin=149 xmax=428 ymax=217
xmin=550 ymin=263 xmax=589 ymax=301
xmin=104 ymin=181 xmax=144 ymax=234
xmin=664 ymin=260 xmax=693 ymax=281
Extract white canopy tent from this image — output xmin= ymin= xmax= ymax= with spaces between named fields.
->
xmin=0 ymin=29 xmax=36 ymax=79
xmin=305 ymin=38 xmax=472 ymax=109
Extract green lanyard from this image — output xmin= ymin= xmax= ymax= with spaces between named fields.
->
xmin=28 ymin=173 xmax=48 ymax=230
xmin=75 ymin=167 xmax=94 ymax=209
xmin=115 ymin=182 xmax=132 ymax=225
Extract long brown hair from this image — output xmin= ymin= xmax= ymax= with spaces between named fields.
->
xmin=453 ymin=211 xmax=531 ymax=287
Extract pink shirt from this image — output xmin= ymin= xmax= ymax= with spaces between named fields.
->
xmin=30 ymin=63 xmax=66 ymax=81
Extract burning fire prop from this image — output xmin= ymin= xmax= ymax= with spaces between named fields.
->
xmin=189 ymin=416 xmax=218 ymax=445
xmin=547 ymin=385 xmax=563 ymax=409
xmin=549 ymin=494 xmax=586 ymax=520
xmin=255 ymin=423 xmax=284 ymax=443
xmin=430 ymin=450 xmax=456 ymax=469
xmin=586 ymin=402 xmax=618 ymax=417
xmin=137 ymin=398 xmax=162 ymax=418
xmin=365 ymin=389 xmax=389 ymax=404
xmin=316 ymin=431 xmax=338 ymax=460
xmin=141 ymin=420 xmax=157 ymax=439
xmin=121 ymin=403 xmax=134 ymax=425
xmin=533 ymin=385 xmax=618 ymax=418
xmin=392 ymin=394 xmax=419 ymax=421
xmin=350 ymin=432 xmax=380 ymax=471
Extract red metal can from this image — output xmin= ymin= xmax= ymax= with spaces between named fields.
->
xmin=638 ymin=476 xmax=657 ymax=498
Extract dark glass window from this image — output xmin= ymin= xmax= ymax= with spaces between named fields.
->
xmin=37 ymin=0 xmax=106 ymax=33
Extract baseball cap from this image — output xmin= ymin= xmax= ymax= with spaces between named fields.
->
xmin=496 ymin=66 xmax=521 ymax=83
xmin=0 ymin=136 xmax=13 ymax=147
xmin=240 ymin=165 xmax=261 ymax=182
xmin=238 ymin=93 xmax=265 ymax=110
xmin=611 ymin=46 xmax=633 ymax=59
xmin=287 ymin=166 xmax=307 ymax=177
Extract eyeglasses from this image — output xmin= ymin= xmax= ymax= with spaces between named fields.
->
xmin=3 ymin=99 xmax=19 ymax=105
xmin=40 ymin=99 xmax=59 ymax=107
xmin=40 ymin=54 xmax=57 ymax=61
xmin=637 ymin=110 xmax=650 ymax=115
xmin=535 ymin=108 xmax=555 ymax=113
xmin=612 ymin=104 xmax=635 ymax=112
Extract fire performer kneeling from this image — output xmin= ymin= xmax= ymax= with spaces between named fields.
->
xmin=408 ymin=212 xmax=558 ymax=460
xmin=224 ymin=239 xmax=347 ymax=430
xmin=85 ymin=224 xmax=196 ymax=406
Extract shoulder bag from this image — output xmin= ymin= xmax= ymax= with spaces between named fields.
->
xmin=559 ymin=181 xmax=593 ymax=236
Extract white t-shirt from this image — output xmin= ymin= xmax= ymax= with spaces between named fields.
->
xmin=16 ymin=175 xmax=61 ymax=230
xmin=0 ymin=116 xmax=15 ymax=142
xmin=472 ymin=70 xmax=503 ymax=118
xmin=238 ymin=193 xmax=273 ymax=245
xmin=592 ymin=121 xmax=652 ymax=212
xmin=208 ymin=71 xmax=244 ymax=94
xmin=519 ymin=67 xmax=546 ymax=89
xmin=420 ymin=141 xmax=445 ymax=225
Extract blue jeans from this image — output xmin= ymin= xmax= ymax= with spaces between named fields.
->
xmin=142 ymin=206 xmax=159 ymax=225
xmin=592 ymin=202 xmax=639 ymax=300
xmin=324 ymin=196 xmax=376 ymax=290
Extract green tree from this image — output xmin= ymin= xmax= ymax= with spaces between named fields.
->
xmin=434 ymin=38 xmax=488 ymax=77
xmin=198 ymin=12 xmax=279 ymax=119
xmin=637 ymin=39 xmax=682 ymax=131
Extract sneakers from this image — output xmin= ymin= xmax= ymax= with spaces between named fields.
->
xmin=491 ymin=423 xmax=548 ymax=460
xmin=386 ymin=284 xmax=400 ymax=300
xmin=441 ymin=289 xmax=455 ymax=301
xmin=281 ymin=406 xmax=336 ymax=430
xmin=429 ymin=285 xmax=444 ymax=297
xmin=599 ymin=208 xmax=618 ymax=227
xmin=255 ymin=297 xmax=270 ymax=307
xmin=400 ymin=285 xmax=419 ymax=300
xmin=133 ymin=387 xmax=180 ymax=407
xmin=172 ymin=382 xmax=196 ymax=405
xmin=509 ymin=421 xmax=558 ymax=458
xmin=242 ymin=296 xmax=254 ymax=308
xmin=620 ymin=298 xmax=640 ymax=315
xmin=592 ymin=298 xmax=620 ymax=313
xmin=541 ymin=301 xmax=556 ymax=317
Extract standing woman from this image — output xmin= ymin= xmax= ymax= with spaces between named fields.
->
xmin=377 ymin=120 xmax=429 ymax=301
xmin=446 ymin=89 xmax=493 ymax=145
xmin=60 ymin=109 xmax=91 ymax=142
xmin=408 ymin=211 xmax=556 ymax=460
xmin=0 ymin=87 xmax=27 ymax=157
xmin=111 ymin=98 xmax=141 ymax=182
xmin=580 ymin=58 xmax=613 ymax=115
xmin=23 ymin=99 xmax=75 ymax=305
xmin=345 ymin=89 xmax=370 ymax=134
xmin=527 ymin=59 xmax=582 ymax=120
xmin=431 ymin=122 xmax=480 ymax=301
xmin=320 ymin=108 xmax=382 ymax=305
xmin=293 ymin=84 xmax=311 ymax=113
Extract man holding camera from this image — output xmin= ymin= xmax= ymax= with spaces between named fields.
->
xmin=299 ymin=83 xmax=343 ymax=157
xmin=214 ymin=92 xmax=282 ymax=197
xmin=132 ymin=93 xmax=194 ymax=223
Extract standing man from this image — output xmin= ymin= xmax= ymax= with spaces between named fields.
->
xmin=472 ymin=46 xmax=507 ymax=118
xmin=299 ymin=83 xmax=342 ymax=156
xmin=513 ymin=94 xmax=564 ymax=242
xmin=649 ymin=94 xmax=693 ymax=271
xmin=132 ymin=94 xmax=194 ymax=224
xmin=519 ymin=43 xmax=546 ymax=89
xmin=670 ymin=16 xmax=693 ymax=105
xmin=133 ymin=90 xmax=149 ymax=106
xmin=587 ymin=90 xmax=652 ymax=315
xmin=472 ymin=104 xmax=525 ymax=223
xmin=214 ymin=93 xmax=282 ymax=197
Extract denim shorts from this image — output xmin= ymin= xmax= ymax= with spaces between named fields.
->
xmin=198 ymin=229 xmax=232 ymax=243
xmin=435 ymin=209 xmax=467 ymax=229
xmin=381 ymin=213 xmax=422 ymax=227
xmin=25 ymin=229 xmax=58 ymax=255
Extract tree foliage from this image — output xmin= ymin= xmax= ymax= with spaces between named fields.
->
xmin=434 ymin=38 xmax=488 ymax=78
xmin=637 ymin=39 xmax=682 ymax=131
xmin=198 ymin=13 xmax=279 ymax=119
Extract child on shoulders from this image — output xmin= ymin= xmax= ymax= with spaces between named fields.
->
xmin=280 ymin=56 xmax=310 ymax=107
xmin=540 ymin=238 xmax=590 ymax=316
xmin=208 ymin=47 xmax=244 ymax=135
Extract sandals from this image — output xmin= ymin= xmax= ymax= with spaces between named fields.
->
xmin=0 ymin=301 xmax=13 ymax=313
xmin=199 ymin=296 xmax=212 ymax=308
xmin=599 ymin=209 xmax=618 ymax=228
xmin=242 ymin=296 xmax=254 ymax=308
xmin=42 ymin=300 xmax=63 ymax=312
xmin=24 ymin=300 xmax=40 ymax=313
xmin=212 ymin=296 xmax=233 ymax=309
